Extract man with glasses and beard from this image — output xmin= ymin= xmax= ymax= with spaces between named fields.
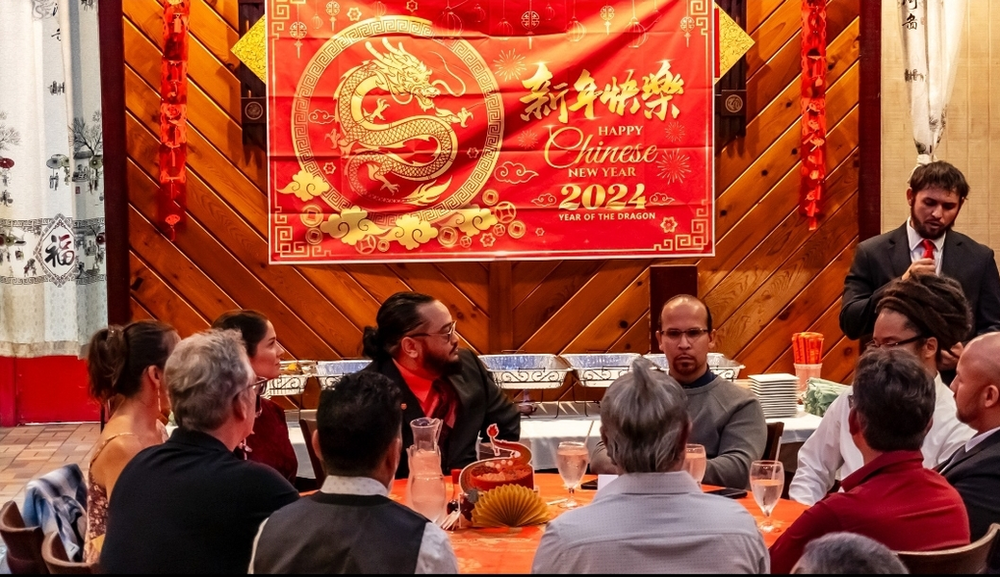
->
xmin=362 ymin=292 xmax=520 ymax=479
xmin=790 ymin=273 xmax=973 ymax=505
xmin=591 ymin=295 xmax=766 ymax=489
xmin=840 ymin=160 xmax=1000 ymax=382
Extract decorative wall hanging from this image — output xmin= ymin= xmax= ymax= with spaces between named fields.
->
xmin=800 ymin=0 xmax=826 ymax=231
xmin=237 ymin=0 xmax=267 ymax=148
xmin=160 ymin=0 xmax=189 ymax=241
xmin=714 ymin=0 xmax=751 ymax=146
xmin=266 ymin=0 xmax=716 ymax=263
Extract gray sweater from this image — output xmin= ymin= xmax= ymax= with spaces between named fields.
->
xmin=591 ymin=373 xmax=766 ymax=488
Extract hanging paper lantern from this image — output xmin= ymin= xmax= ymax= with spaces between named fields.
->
xmin=0 ymin=158 xmax=13 ymax=170
xmin=566 ymin=18 xmax=586 ymax=42
xmin=471 ymin=2 xmax=486 ymax=23
xmin=435 ymin=2 xmax=463 ymax=38
xmin=373 ymin=0 xmax=386 ymax=20
xmin=497 ymin=17 xmax=514 ymax=39
xmin=543 ymin=1 xmax=556 ymax=22
xmin=625 ymin=17 xmax=646 ymax=48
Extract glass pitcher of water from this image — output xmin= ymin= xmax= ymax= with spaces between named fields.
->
xmin=406 ymin=417 xmax=447 ymax=522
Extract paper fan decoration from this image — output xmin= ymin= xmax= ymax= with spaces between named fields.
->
xmin=471 ymin=484 xmax=549 ymax=528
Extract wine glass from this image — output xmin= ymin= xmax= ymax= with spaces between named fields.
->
xmin=749 ymin=460 xmax=784 ymax=533
xmin=682 ymin=443 xmax=707 ymax=486
xmin=555 ymin=441 xmax=589 ymax=509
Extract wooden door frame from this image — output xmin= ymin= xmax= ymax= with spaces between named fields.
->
xmin=98 ymin=1 xmax=882 ymax=325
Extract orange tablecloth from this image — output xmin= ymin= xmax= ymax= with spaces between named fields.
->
xmin=389 ymin=473 xmax=807 ymax=574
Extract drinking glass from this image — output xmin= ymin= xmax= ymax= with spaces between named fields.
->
xmin=749 ymin=460 xmax=784 ymax=533
xmin=555 ymin=441 xmax=590 ymax=509
xmin=682 ymin=444 xmax=707 ymax=485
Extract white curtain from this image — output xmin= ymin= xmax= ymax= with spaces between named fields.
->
xmin=0 ymin=0 xmax=106 ymax=357
xmin=899 ymin=0 xmax=967 ymax=165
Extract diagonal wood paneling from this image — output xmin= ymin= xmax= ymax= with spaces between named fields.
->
xmin=123 ymin=0 xmax=861 ymax=390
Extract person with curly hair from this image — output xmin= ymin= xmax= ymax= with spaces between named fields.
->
xmin=790 ymin=273 xmax=974 ymax=505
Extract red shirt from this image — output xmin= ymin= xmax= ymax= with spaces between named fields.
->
xmin=769 ymin=450 xmax=970 ymax=574
xmin=393 ymin=360 xmax=456 ymax=427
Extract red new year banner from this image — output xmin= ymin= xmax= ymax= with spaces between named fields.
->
xmin=267 ymin=0 xmax=714 ymax=263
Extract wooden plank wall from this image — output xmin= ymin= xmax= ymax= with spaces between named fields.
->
xmin=122 ymin=0 xmax=862 ymax=387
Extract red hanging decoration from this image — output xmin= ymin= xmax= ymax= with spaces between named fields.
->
xmin=160 ymin=0 xmax=190 ymax=241
xmin=800 ymin=0 xmax=826 ymax=231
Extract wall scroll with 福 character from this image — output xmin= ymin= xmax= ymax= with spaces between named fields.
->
xmin=267 ymin=0 xmax=714 ymax=263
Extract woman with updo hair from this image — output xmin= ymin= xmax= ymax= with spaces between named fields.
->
xmin=211 ymin=310 xmax=298 ymax=486
xmin=83 ymin=320 xmax=179 ymax=564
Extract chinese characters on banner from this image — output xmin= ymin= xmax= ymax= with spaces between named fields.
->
xmin=267 ymin=0 xmax=714 ymax=263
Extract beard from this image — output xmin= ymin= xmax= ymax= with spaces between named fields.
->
xmin=424 ymin=347 xmax=463 ymax=376
xmin=910 ymin=205 xmax=954 ymax=240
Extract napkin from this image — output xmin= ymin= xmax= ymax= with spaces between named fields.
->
xmin=803 ymin=378 xmax=849 ymax=417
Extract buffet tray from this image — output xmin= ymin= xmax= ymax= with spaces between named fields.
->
xmin=266 ymin=359 xmax=371 ymax=396
xmin=561 ymin=353 xmax=640 ymax=388
xmin=479 ymin=354 xmax=573 ymax=390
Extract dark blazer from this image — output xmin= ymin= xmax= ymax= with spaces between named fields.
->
xmin=365 ymin=349 xmax=521 ymax=479
xmin=840 ymin=223 xmax=1000 ymax=340
xmin=938 ymin=430 xmax=1000 ymax=542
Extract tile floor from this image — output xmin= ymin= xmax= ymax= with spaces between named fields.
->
xmin=0 ymin=423 xmax=100 ymax=509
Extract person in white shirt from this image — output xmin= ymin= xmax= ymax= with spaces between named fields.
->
xmin=531 ymin=359 xmax=768 ymax=574
xmin=248 ymin=371 xmax=458 ymax=574
xmin=790 ymin=272 xmax=974 ymax=505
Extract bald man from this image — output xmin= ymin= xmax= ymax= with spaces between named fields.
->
xmin=590 ymin=295 xmax=766 ymax=488
xmin=938 ymin=332 xmax=1000 ymax=557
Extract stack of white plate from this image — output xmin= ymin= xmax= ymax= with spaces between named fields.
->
xmin=747 ymin=373 xmax=798 ymax=418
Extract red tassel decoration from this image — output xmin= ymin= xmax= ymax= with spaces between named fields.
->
xmin=160 ymin=0 xmax=189 ymax=240
xmin=800 ymin=0 xmax=827 ymax=231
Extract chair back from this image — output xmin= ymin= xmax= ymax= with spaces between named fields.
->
xmin=0 ymin=500 xmax=48 ymax=574
xmin=41 ymin=532 xmax=95 ymax=574
xmin=299 ymin=418 xmax=327 ymax=486
xmin=763 ymin=421 xmax=784 ymax=461
xmin=896 ymin=523 xmax=1000 ymax=574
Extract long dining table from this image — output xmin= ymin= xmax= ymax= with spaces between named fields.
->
xmin=387 ymin=472 xmax=808 ymax=574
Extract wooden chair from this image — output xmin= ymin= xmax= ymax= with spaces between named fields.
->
xmin=298 ymin=418 xmax=327 ymax=486
xmin=896 ymin=523 xmax=1000 ymax=574
xmin=41 ymin=532 xmax=95 ymax=574
xmin=0 ymin=500 xmax=48 ymax=574
xmin=763 ymin=421 xmax=784 ymax=461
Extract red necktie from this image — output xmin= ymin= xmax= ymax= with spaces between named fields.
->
xmin=430 ymin=379 xmax=456 ymax=446
xmin=921 ymin=239 xmax=935 ymax=260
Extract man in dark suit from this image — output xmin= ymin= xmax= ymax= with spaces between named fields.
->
xmin=939 ymin=332 xmax=1000 ymax=564
xmin=362 ymin=291 xmax=520 ymax=479
xmin=840 ymin=160 xmax=1000 ymax=379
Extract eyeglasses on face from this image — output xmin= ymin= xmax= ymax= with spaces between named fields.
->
xmin=659 ymin=328 xmax=710 ymax=341
xmin=866 ymin=334 xmax=925 ymax=351
xmin=239 ymin=376 xmax=268 ymax=416
xmin=407 ymin=320 xmax=457 ymax=340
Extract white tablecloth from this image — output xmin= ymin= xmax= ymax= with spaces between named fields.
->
xmin=287 ymin=402 xmax=824 ymax=478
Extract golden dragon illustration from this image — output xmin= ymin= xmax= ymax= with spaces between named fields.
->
xmin=330 ymin=38 xmax=473 ymax=202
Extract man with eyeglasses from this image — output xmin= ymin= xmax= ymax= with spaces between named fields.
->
xmin=790 ymin=273 xmax=974 ymax=505
xmin=101 ymin=330 xmax=299 ymax=573
xmin=362 ymin=291 xmax=520 ymax=479
xmin=591 ymin=295 xmax=766 ymax=489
